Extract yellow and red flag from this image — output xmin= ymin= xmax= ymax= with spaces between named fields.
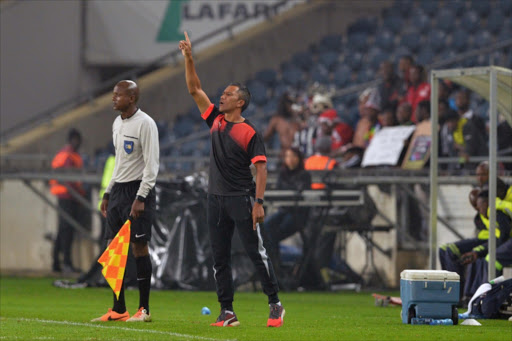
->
xmin=98 ymin=219 xmax=131 ymax=299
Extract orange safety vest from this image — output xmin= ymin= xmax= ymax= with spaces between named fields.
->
xmin=49 ymin=145 xmax=84 ymax=198
xmin=304 ymin=155 xmax=337 ymax=189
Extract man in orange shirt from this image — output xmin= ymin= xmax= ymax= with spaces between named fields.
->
xmin=50 ymin=129 xmax=85 ymax=273
xmin=305 ymin=136 xmax=338 ymax=189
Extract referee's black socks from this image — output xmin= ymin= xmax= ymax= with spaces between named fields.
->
xmin=136 ymin=255 xmax=152 ymax=314
xmin=113 ymin=284 xmax=126 ymax=314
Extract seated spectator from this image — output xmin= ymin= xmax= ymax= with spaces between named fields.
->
xmin=396 ymin=102 xmax=414 ymax=126
xmin=339 ymin=146 xmax=365 ymax=169
xmin=304 ymin=136 xmax=338 ymax=190
xmin=317 ymin=109 xmax=353 ymax=157
xmin=439 ymin=189 xmax=508 ymax=305
xmin=404 ymin=64 xmax=431 ymax=122
xmin=350 ymin=88 xmax=382 ymax=149
xmin=438 ymin=98 xmax=457 ymax=125
xmin=378 ymin=105 xmax=397 ymax=127
xmin=293 ymin=93 xmax=333 ymax=158
xmin=264 ymin=147 xmax=311 ymax=279
xmin=397 ymin=55 xmax=414 ymax=102
xmin=460 ymin=190 xmax=512 ymax=300
xmin=377 ymin=61 xmax=400 ymax=109
xmin=416 ymin=100 xmax=430 ymax=123
xmin=454 ymin=89 xmax=488 ymax=159
xmin=475 ymin=161 xmax=512 ymax=202
xmin=264 ymin=93 xmax=299 ymax=158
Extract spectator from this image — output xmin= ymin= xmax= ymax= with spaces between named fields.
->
xmin=439 ymin=110 xmax=460 ymax=162
xmin=475 ymin=161 xmax=512 ymax=202
xmin=304 ymin=136 xmax=337 ymax=190
xmin=439 ymin=187 xmax=488 ymax=304
xmin=455 ymin=89 xmax=488 ymax=159
xmin=378 ymin=105 xmax=397 ymax=127
xmin=350 ymin=88 xmax=381 ymax=149
xmin=49 ymin=128 xmax=85 ymax=273
xmin=339 ymin=146 xmax=365 ymax=169
xmin=293 ymin=93 xmax=333 ymax=158
xmin=317 ymin=109 xmax=353 ymax=157
xmin=397 ymin=55 xmax=414 ymax=101
xmin=459 ymin=190 xmax=512 ymax=300
xmin=416 ymin=100 xmax=430 ymax=123
xmin=264 ymin=147 xmax=311 ymax=279
xmin=263 ymin=93 xmax=299 ymax=158
xmin=405 ymin=64 xmax=431 ymax=122
xmin=377 ymin=61 xmax=400 ymax=109
xmin=438 ymin=98 xmax=456 ymax=125
xmin=396 ymin=102 xmax=414 ymax=126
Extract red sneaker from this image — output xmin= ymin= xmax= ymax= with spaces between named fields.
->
xmin=210 ymin=309 xmax=240 ymax=327
xmin=267 ymin=303 xmax=285 ymax=327
xmin=91 ymin=308 xmax=130 ymax=322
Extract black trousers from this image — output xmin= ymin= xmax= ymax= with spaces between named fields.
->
xmin=53 ymin=198 xmax=80 ymax=268
xmin=207 ymin=194 xmax=279 ymax=305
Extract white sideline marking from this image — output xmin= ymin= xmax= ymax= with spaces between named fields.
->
xmin=8 ymin=318 xmax=234 ymax=341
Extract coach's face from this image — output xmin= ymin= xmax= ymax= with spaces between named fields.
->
xmin=219 ymin=85 xmax=244 ymax=113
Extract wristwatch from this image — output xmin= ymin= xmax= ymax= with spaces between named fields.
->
xmin=136 ymin=195 xmax=146 ymax=203
xmin=256 ymin=198 xmax=264 ymax=205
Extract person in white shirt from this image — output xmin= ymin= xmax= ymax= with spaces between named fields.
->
xmin=92 ymin=80 xmax=159 ymax=323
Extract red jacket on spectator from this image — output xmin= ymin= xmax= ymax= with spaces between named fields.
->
xmin=317 ymin=109 xmax=353 ymax=152
xmin=405 ymin=82 xmax=430 ymax=123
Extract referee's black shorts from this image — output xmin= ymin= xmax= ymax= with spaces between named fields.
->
xmin=105 ymin=180 xmax=155 ymax=243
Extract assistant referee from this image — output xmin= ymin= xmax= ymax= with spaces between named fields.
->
xmin=179 ymin=32 xmax=284 ymax=328
xmin=92 ymin=80 xmax=159 ymax=323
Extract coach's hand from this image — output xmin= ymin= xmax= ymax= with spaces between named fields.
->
xmin=130 ymin=199 xmax=145 ymax=220
xmin=100 ymin=199 xmax=108 ymax=218
xmin=179 ymin=31 xmax=192 ymax=57
xmin=252 ymin=202 xmax=265 ymax=230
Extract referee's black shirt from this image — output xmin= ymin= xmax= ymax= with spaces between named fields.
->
xmin=202 ymin=104 xmax=267 ymax=196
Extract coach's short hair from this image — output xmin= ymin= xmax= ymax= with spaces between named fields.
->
xmin=230 ymin=82 xmax=251 ymax=112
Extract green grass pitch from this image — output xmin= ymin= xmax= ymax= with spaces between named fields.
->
xmin=0 ymin=276 xmax=510 ymax=340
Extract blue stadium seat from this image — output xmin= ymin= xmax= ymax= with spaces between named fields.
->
xmin=436 ymin=50 xmax=457 ymax=66
xmin=357 ymin=69 xmax=374 ymax=84
xmin=486 ymin=10 xmax=506 ymax=35
xmin=344 ymin=51 xmax=364 ymax=71
xmin=498 ymin=21 xmax=512 ymax=42
xmin=416 ymin=46 xmax=435 ymax=66
xmin=318 ymin=51 xmax=340 ymax=72
xmin=281 ymin=66 xmax=304 ymax=87
xmin=255 ymin=69 xmax=277 ymax=87
xmin=419 ymin=0 xmax=439 ymax=17
xmin=473 ymin=30 xmax=492 ymax=49
xmin=427 ymin=29 xmax=447 ymax=53
xmin=333 ymin=64 xmax=352 ymax=88
xmin=272 ymin=81 xmax=290 ymax=99
xmin=320 ymin=34 xmax=343 ymax=52
xmin=347 ymin=32 xmax=369 ymax=52
xmin=310 ymin=64 xmax=330 ymax=85
xmin=292 ymin=51 xmax=314 ymax=71
xmin=347 ymin=106 xmax=360 ymax=129
xmin=375 ymin=30 xmax=395 ymax=52
xmin=410 ymin=11 xmax=431 ymax=34
xmin=450 ymin=29 xmax=469 ymax=52
xmin=173 ymin=115 xmax=195 ymax=138
xmin=470 ymin=0 xmax=491 ymax=18
xmin=383 ymin=15 xmax=404 ymax=34
xmin=444 ymin=0 xmax=467 ymax=17
xmin=389 ymin=0 xmax=413 ymax=18
xmin=367 ymin=47 xmax=388 ymax=70
xmin=400 ymin=31 xmax=422 ymax=53
xmin=461 ymin=11 xmax=480 ymax=34
xmin=499 ymin=0 xmax=512 ymax=17
xmin=348 ymin=17 xmax=378 ymax=35
xmin=436 ymin=8 xmax=456 ymax=33
xmin=393 ymin=46 xmax=412 ymax=60
xmin=249 ymin=81 xmax=269 ymax=107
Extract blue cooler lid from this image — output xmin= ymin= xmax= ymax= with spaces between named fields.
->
xmin=400 ymin=270 xmax=460 ymax=281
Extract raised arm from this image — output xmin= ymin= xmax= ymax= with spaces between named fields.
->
xmin=179 ymin=32 xmax=212 ymax=114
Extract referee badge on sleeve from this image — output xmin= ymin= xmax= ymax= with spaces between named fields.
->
xmin=124 ymin=140 xmax=134 ymax=154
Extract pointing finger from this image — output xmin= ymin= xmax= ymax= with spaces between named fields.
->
xmin=184 ymin=31 xmax=191 ymax=44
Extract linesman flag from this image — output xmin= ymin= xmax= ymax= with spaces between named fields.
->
xmin=98 ymin=219 xmax=131 ymax=299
